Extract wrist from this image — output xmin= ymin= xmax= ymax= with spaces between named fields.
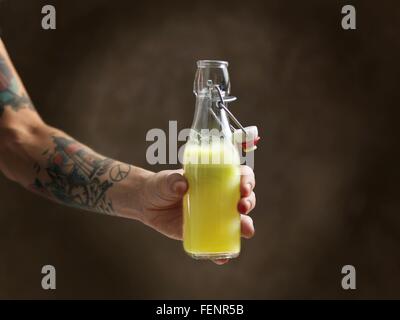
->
xmin=111 ymin=166 xmax=154 ymax=222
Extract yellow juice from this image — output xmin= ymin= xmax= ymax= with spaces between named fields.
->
xmin=183 ymin=142 xmax=241 ymax=259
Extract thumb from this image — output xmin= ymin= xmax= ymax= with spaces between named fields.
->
xmin=144 ymin=169 xmax=188 ymax=208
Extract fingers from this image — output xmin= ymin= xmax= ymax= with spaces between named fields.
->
xmin=239 ymin=166 xmax=256 ymax=238
xmin=238 ymin=191 xmax=256 ymax=214
xmin=240 ymin=165 xmax=255 ymax=197
xmin=241 ymin=214 xmax=255 ymax=239
xmin=213 ymin=259 xmax=229 ymax=265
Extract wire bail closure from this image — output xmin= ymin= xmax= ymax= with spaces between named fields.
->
xmin=206 ymin=81 xmax=259 ymax=152
xmin=209 ymin=83 xmax=247 ymax=136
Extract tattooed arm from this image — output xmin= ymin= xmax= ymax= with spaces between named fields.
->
xmin=0 ymin=40 xmax=152 ymax=220
xmin=0 ymin=39 xmax=191 ymax=227
xmin=0 ymin=40 xmax=256 ymax=256
xmin=0 ymin=43 xmax=155 ymax=219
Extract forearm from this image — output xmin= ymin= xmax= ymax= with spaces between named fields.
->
xmin=1 ymin=123 xmax=152 ymax=219
xmin=0 ymin=39 xmax=152 ymax=220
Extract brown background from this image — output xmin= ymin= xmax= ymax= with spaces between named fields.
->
xmin=0 ymin=0 xmax=399 ymax=299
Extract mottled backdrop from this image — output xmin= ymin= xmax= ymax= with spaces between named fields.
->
xmin=0 ymin=0 xmax=399 ymax=299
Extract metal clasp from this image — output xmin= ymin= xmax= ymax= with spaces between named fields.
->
xmin=205 ymin=81 xmax=259 ymax=152
xmin=208 ymin=83 xmax=247 ymax=137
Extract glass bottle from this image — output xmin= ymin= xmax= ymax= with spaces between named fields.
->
xmin=183 ymin=60 xmax=241 ymax=260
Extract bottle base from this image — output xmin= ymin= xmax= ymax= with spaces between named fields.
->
xmin=185 ymin=251 xmax=240 ymax=260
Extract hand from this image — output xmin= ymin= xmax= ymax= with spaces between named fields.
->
xmin=139 ymin=165 xmax=256 ymax=265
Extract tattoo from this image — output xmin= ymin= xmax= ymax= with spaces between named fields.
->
xmin=30 ymin=136 xmax=130 ymax=215
xmin=0 ymin=54 xmax=34 ymax=117
xmin=109 ymin=164 xmax=131 ymax=182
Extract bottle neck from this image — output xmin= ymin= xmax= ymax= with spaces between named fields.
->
xmin=190 ymin=93 xmax=232 ymax=142
xmin=190 ymin=60 xmax=232 ymax=143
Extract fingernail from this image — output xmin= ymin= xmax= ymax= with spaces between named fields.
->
xmin=238 ymin=202 xmax=247 ymax=213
